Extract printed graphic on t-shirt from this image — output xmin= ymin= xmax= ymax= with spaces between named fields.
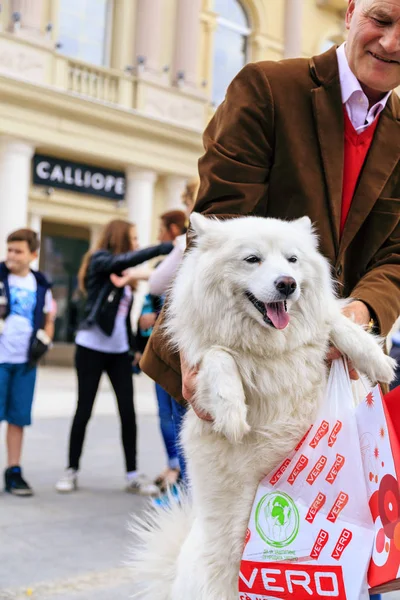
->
xmin=9 ymin=285 xmax=36 ymax=326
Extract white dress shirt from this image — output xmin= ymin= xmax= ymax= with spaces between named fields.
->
xmin=336 ymin=43 xmax=391 ymax=134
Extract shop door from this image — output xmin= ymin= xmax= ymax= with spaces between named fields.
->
xmin=40 ymin=223 xmax=90 ymax=343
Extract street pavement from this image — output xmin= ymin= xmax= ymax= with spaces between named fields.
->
xmin=0 ymin=366 xmax=400 ymax=599
xmin=0 ymin=367 xmax=163 ymax=600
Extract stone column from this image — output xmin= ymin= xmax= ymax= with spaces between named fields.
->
xmin=163 ymin=175 xmax=187 ymax=211
xmin=0 ymin=137 xmax=35 ymax=258
xmin=29 ymin=212 xmax=42 ymax=269
xmin=173 ymin=0 xmax=202 ymax=87
xmin=284 ymin=0 xmax=303 ymax=59
xmin=135 ymin=0 xmax=164 ymax=74
xmin=9 ymin=0 xmax=43 ymax=35
xmin=126 ymin=168 xmax=157 ymax=247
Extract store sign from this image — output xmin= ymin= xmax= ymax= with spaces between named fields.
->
xmin=32 ymin=154 xmax=125 ymax=200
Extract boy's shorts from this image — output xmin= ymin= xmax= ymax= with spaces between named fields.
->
xmin=0 ymin=363 xmax=37 ymax=427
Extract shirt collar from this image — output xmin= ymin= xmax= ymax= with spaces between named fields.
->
xmin=336 ymin=43 xmax=391 ymax=110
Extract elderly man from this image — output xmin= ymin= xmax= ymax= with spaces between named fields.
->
xmin=143 ymin=0 xmax=400 ymax=397
xmin=143 ymin=1 xmax=399 ymax=591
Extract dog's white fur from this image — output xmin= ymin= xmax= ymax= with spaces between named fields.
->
xmin=131 ymin=215 xmax=395 ymax=600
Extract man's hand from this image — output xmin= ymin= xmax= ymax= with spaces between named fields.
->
xmin=341 ymin=300 xmax=371 ymax=327
xmin=327 ymin=300 xmax=371 ymax=380
xmin=181 ymin=354 xmax=213 ymax=421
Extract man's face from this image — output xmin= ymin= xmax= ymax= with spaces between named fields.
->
xmin=345 ymin=0 xmax=400 ymax=102
xmin=6 ymin=241 xmax=37 ymax=274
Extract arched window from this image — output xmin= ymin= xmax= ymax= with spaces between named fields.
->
xmin=57 ymin=0 xmax=113 ymax=66
xmin=212 ymin=0 xmax=251 ymax=107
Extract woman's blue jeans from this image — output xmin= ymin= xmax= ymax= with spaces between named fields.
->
xmin=155 ymin=383 xmax=187 ymax=482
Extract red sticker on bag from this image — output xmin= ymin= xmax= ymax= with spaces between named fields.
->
xmin=269 ymin=458 xmax=292 ymax=486
xmin=331 ymin=529 xmax=352 ymax=560
xmin=328 ymin=421 xmax=343 ymax=447
xmin=327 ymin=492 xmax=349 ymax=523
xmin=287 ymin=454 xmax=308 ymax=485
xmin=309 ymin=420 xmax=329 ymax=448
xmin=239 ymin=561 xmax=347 ymax=599
xmin=306 ymin=456 xmax=328 ymax=485
xmin=306 ymin=492 xmax=327 ymax=523
xmin=326 ymin=454 xmax=345 ymax=484
xmin=311 ymin=529 xmax=329 ymax=559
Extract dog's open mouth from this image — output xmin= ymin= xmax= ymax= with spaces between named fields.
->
xmin=245 ymin=291 xmax=290 ymax=329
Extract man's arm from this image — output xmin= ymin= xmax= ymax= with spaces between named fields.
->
xmin=350 ymin=224 xmax=400 ymax=337
xmin=194 ymin=62 xmax=275 ymax=219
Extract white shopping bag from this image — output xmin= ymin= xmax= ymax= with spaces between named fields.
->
xmin=239 ymin=360 xmax=375 ymax=600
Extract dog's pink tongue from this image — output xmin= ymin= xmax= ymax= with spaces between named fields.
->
xmin=266 ymin=303 xmax=290 ymax=329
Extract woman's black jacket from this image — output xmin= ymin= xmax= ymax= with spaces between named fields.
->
xmin=78 ymin=243 xmax=173 ymax=352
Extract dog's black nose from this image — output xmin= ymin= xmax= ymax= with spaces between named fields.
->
xmin=275 ymin=276 xmax=297 ymax=298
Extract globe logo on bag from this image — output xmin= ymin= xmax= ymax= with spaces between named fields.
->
xmin=255 ymin=491 xmax=300 ymax=548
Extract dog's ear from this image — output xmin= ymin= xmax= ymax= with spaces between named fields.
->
xmin=190 ymin=212 xmax=216 ymax=236
xmin=293 ymin=216 xmax=312 ymax=233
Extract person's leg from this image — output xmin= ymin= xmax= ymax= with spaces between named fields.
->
xmin=7 ymin=424 xmax=24 ymax=466
xmin=155 ymin=383 xmax=180 ymax=471
xmin=0 ymin=363 xmax=11 ymax=427
xmin=370 ymin=596 xmax=381 ymax=600
xmin=5 ymin=363 xmax=36 ymax=495
xmin=68 ymin=346 xmax=104 ymax=471
xmin=171 ymin=398 xmax=188 ymax=484
xmin=106 ymin=352 xmax=137 ymax=473
xmin=106 ymin=352 xmax=158 ymax=495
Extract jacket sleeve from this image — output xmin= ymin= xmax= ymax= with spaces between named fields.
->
xmin=351 ymin=224 xmax=400 ymax=337
xmin=91 ymin=243 xmax=173 ymax=275
xmin=194 ymin=62 xmax=275 ymax=219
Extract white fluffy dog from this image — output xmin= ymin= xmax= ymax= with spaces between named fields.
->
xmin=131 ymin=214 xmax=395 ymax=600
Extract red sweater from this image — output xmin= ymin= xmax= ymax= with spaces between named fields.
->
xmin=340 ymin=109 xmax=379 ymax=235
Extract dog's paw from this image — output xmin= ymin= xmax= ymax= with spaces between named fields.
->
xmin=213 ymin=402 xmax=251 ymax=443
xmin=363 ymin=353 xmax=396 ymax=384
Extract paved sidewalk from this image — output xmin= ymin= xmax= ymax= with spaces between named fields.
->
xmin=0 ymin=367 xmax=163 ymax=599
xmin=0 ymin=366 xmax=399 ymax=599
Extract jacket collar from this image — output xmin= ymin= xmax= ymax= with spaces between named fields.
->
xmin=309 ymin=47 xmax=400 ymax=258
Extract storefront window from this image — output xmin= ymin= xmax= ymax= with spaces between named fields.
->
xmin=57 ymin=0 xmax=112 ymax=66
xmin=212 ymin=0 xmax=251 ymax=107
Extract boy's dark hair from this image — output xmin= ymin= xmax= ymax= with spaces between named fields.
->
xmin=7 ymin=229 xmax=40 ymax=253
xmin=160 ymin=210 xmax=187 ymax=234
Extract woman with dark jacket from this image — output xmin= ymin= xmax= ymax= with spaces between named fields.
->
xmin=55 ymin=219 xmax=173 ymax=495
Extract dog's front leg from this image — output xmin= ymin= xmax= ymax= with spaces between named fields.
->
xmin=330 ymin=313 xmax=395 ymax=384
xmin=196 ymin=347 xmax=250 ymax=443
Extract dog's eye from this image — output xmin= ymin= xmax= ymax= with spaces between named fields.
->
xmin=244 ymin=255 xmax=261 ymax=264
xmin=288 ymin=256 xmax=298 ymax=263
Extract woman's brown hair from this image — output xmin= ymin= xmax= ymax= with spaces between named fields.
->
xmin=78 ymin=219 xmax=135 ymax=293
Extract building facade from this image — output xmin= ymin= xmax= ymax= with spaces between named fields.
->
xmin=0 ymin=0 xmax=347 ymax=352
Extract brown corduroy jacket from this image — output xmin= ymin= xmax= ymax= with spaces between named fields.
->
xmin=141 ymin=46 xmax=400 ymax=404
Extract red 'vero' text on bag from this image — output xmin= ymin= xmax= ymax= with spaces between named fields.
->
xmin=309 ymin=420 xmax=329 ymax=448
xmin=287 ymin=455 xmax=309 ymax=485
xmin=238 ymin=561 xmax=347 ymax=599
xmin=305 ymin=492 xmax=327 ymax=523
xmin=306 ymin=456 xmax=328 ymax=485
xmin=331 ymin=529 xmax=352 ymax=560
xmin=294 ymin=425 xmax=312 ymax=451
xmin=327 ymin=492 xmax=349 ymax=523
xmin=326 ymin=454 xmax=345 ymax=484
xmin=269 ymin=458 xmax=292 ymax=486
xmin=311 ymin=529 xmax=329 ymax=559
xmin=328 ymin=421 xmax=343 ymax=447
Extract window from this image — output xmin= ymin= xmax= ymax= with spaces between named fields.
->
xmin=212 ymin=0 xmax=251 ymax=107
xmin=57 ymin=0 xmax=112 ymax=66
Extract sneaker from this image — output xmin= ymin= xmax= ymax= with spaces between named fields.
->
xmin=55 ymin=468 xmax=78 ymax=493
xmin=4 ymin=466 xmax=33 ymax=497
xmin=126 ymin=473 xmax=159 ymax=496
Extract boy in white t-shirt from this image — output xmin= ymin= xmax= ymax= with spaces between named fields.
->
xmin=0 ymin=229 xmax=54 ymax=496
